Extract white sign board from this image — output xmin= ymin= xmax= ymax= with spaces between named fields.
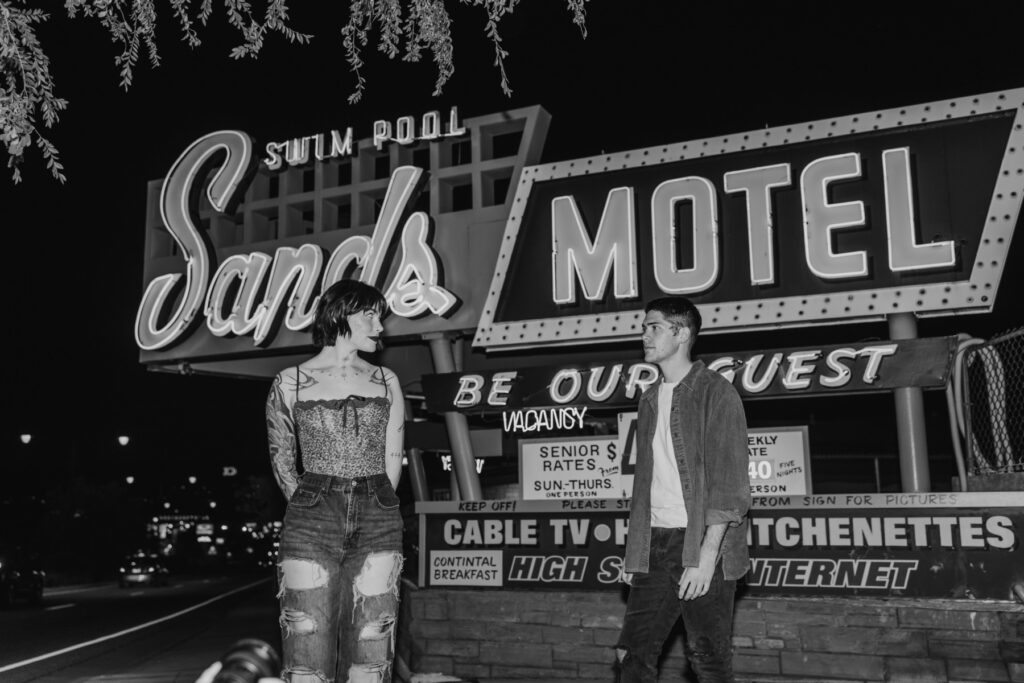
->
xmin=519 ymin=436 xmax=623 ymax=500
xmin=746 ymin=426 xmax=811 ymax=496
xmin=429 ymin=550 xmax=502 ymax=587
xmin=615 ymin=413 xmax=811 ymax=498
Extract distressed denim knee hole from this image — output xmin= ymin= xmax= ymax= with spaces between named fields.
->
xmin=280 ymin=558 xmax=329 ymax=591
xmin=280 ymin=607 xmax=317 ymax=636
xmin=353 ymin=552 xmax=402 ymax=596
xmin=357 ymin=612 xmax=396 ymax=641
xmin=350 ymin=554 xmax=399 ymax=673
xmin=354 ymin=611 xmax=395 ymax=666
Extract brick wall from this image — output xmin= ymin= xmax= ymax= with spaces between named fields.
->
xmin=397 ymin=584 xmax=1024 ymax=682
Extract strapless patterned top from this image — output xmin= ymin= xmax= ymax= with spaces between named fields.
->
xmin=294 ymin=396 xmax=390 ymax=478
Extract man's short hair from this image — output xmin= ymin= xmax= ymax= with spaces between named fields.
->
xmin=312 ymin=279 xmax=387 ymax=348
xmin=645 ymin=296 xmax=702 ymax=343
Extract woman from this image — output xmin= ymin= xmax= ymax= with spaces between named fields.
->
xmin=266 ymin=279 xmax=405 ymax=683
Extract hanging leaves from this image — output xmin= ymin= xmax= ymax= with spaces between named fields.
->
xmin=0 ymin=0 xmax=588 ymax=184
xmin=1 ymin=3 xmax=67 ymax=183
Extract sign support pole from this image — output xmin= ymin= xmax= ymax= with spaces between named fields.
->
xmin=403 ymin=400 xmax=430 ymax=502
xmin=449 ymin=468 xmax=462 ymax=501
xmin=888 ymin=313 xmax=931 ymax=492
xmin=406 ymin=446 xmax=430 ymax=502
xmin=425 ymin=333 xmax=483 ymax=500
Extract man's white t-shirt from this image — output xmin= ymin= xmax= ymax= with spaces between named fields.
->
xmin=650 ymin=380 xmax=688 ymax=528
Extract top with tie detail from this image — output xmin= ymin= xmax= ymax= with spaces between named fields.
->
xmin=292 ymin=366 xmax=391 ymax=479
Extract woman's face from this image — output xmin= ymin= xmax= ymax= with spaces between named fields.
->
xmin=344 ymin=308 xmax=384 ymax=352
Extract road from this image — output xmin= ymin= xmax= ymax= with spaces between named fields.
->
xmin=0 ymin=571 xmax=281 ymax=683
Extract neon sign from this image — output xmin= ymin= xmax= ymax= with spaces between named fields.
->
xmin=501 ymin=406 xmax=589 ymax=433
xmin=136 ymin=133 xmax=456 ymax=351
xmin=423 ymin=337 xmax=957 ymax=413
xmin=549 ymin=147 xmax=958 ymax=294
xmin=263 ymin=106 xmax=466 ymax=170
xmin=135 ymin=131 xmax=253 ymax=351
xmin=476 ymin=89 xmax=1024 ymax=350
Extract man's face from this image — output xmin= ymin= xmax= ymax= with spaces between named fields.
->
xmin=640 ymin=310 xmax=688 ymax=365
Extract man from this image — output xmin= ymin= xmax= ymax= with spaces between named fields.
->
xmin=616 ymin=296 xmax=751 ymax=683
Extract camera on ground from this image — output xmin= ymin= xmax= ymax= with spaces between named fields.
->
xmin=212 ymin=639 xmax=281 ymax=683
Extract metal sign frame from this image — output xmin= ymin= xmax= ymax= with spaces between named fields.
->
xmin=475 ymin=89 xmax=1024 ymax=350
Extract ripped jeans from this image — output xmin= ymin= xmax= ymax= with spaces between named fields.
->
xmin=278 ymin=472 xmax=403 ymax=683
xmin=616 ymin=527 xmax=736 ymax=683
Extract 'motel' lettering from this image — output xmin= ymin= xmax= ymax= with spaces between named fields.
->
xmin=551 ymin=147 xmax=957 ymax=304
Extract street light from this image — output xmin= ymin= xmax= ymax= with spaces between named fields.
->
xmin=117 ymin=435 xmax=130 ymax=447
xmin=20 ymin=434 xmax=31 ymax=445
xmin=125 ymin=476 xmax=135 ymax=485
xmin=188 ymin=476 xmax=197 ymax=485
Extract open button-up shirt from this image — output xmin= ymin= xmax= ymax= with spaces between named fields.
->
xmin=623 ymin=360 xmax=752 ymax=580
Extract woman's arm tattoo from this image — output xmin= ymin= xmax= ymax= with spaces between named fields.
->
xmin=266 ymin=377 xmax=299 ymax=499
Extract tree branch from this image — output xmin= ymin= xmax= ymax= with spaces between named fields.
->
xmin=1 ymin=0 xmax=588 ymax=184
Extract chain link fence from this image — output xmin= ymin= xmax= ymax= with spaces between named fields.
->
xmin=962 ymin=327 xmax=1024 ymax=475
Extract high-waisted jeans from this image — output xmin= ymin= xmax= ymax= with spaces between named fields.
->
xmin=277 ymin=472 xmax=403 ymax=683
xmin=616 ymin=527 xmax=737 ymax=683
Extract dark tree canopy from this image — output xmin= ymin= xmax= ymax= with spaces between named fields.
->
xmin=0 ymin=0 xmax=588 ymax=184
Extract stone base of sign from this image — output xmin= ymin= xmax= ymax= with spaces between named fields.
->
xmin=396 ymin=585 xmax=1023 ymax=682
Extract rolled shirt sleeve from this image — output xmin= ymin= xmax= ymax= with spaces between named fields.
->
xmin=704 ymin=384 xmax=751 ymax=527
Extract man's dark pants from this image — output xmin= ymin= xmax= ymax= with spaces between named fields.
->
xmin=616 ymin=527 xmax=736 ymax=683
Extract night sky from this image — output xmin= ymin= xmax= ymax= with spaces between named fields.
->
xmin=6 ymin=2 xmax=1023 ymax=484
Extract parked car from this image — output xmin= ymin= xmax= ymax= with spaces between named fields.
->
xmin=118 ymin=552 xmax=170 ymax=588
xmin=0 ymin=545 xmax=45 ymax=606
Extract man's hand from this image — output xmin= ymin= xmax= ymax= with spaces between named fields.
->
xmin=677 ymin=555 xmax=715 ymax=600
xmin=678 ymin=522 xmax=727 ymax=600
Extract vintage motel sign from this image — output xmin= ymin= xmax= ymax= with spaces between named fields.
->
xmin=475 ymin=89 xmax=1024 ymax=350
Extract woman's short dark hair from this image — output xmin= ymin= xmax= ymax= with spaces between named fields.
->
xmin=312 ymin=280 xmax=387 ymax=348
